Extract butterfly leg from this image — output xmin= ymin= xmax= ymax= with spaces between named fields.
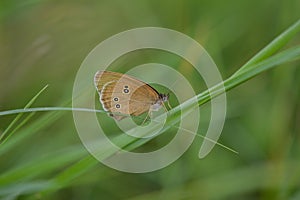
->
xmin=161 ymin=101 xmax=172 ymax=120
xmin=167 ymin=101 xmax=172 ymax=110
xmin=162 ymin=101 xmax=173 ymax=113
xmin=141 ymin=110 xmax=152 ymax=126
xmin=141 ymin=112 xmax=149 ymax=126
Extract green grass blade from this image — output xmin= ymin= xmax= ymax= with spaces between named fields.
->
xmin=0 ymin=107 xmax=106 ymax=116
xmin=225 ymin=45 xmax=300 ymax=90
xmin=0 ymin=145 xmax=87 ymax=186
xmin=198 ymin=45 xmax=300 ymax=106
xmin=0 ymin=109 xmax=66 ymax=157
xmin=42 ymin=155 xmax=98 ymax=193
xmin=233 ymin=18 xmax=300 ymax=76
xmin=0 ymin=85 xmax=49 ymax=143
xmin=0 ymin=181 xmax=52 ymax=198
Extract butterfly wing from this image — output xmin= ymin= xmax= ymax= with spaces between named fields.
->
xmin=94 ymin=71 xmax=160 ymax=120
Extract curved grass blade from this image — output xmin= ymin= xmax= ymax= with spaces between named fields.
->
xmin=233 ymin=18 xmax=300 ymax=76
xmin=0 ymin=85 xmax=49 ymax=144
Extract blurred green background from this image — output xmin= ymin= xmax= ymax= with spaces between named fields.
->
xmin=1 ymin=0 xmax=300 ymax=199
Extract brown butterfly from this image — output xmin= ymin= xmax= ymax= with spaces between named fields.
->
xmin=94 ymin=71 xmax=170 ymax=121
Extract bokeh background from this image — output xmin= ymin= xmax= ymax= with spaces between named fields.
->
xmin=1 ymin=0 xmax=300 ymax=199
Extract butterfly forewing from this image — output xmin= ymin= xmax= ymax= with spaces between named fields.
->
xmin=94 ymin=71 xmax=160 ymax=120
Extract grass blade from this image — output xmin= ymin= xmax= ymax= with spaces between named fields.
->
xmin=233 ymin=18 xmax=300 ymax=76
xmin=0 ymin=85 xmax=49 ymax=144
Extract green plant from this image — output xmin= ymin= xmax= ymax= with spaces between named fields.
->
xmin=1 ymin=16 xmax=300 ymax=200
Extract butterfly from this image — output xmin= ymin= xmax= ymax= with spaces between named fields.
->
xmin=94 ymin=70 xmax=170 ymax=121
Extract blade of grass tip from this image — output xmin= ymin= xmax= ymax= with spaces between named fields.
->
xmin=196 ymin=45 xmax=300 ymax=107
xmin=225 ymin=45 xmax=300 ymax=93
xmin=233 ymin=18 xmax=300 ymax=76
xmin=178 ymin=126 xmax=239 ymax=154
xmin=0 ymin=84 xmax=48 ymax=144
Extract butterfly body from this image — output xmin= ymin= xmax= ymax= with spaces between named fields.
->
xmin=94 ymin=71 xmax=169 ymax=121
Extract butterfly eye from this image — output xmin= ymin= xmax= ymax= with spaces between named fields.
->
xmin=123 ymin=88 xmax=129 ymax=93
xmin=124 ymin=86 xmax=129 ymax=88
xmin=115 ymin=104 xmax=121 ymax=109
xmin=113 ymin=97 xmax=119 ymax=101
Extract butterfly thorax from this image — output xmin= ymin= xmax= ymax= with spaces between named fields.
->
xmin=151 ymin=93 xmax=169 ymax=111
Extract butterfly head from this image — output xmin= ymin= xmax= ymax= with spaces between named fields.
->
xmin=159 ymin=93 xmax=170 ymax=102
